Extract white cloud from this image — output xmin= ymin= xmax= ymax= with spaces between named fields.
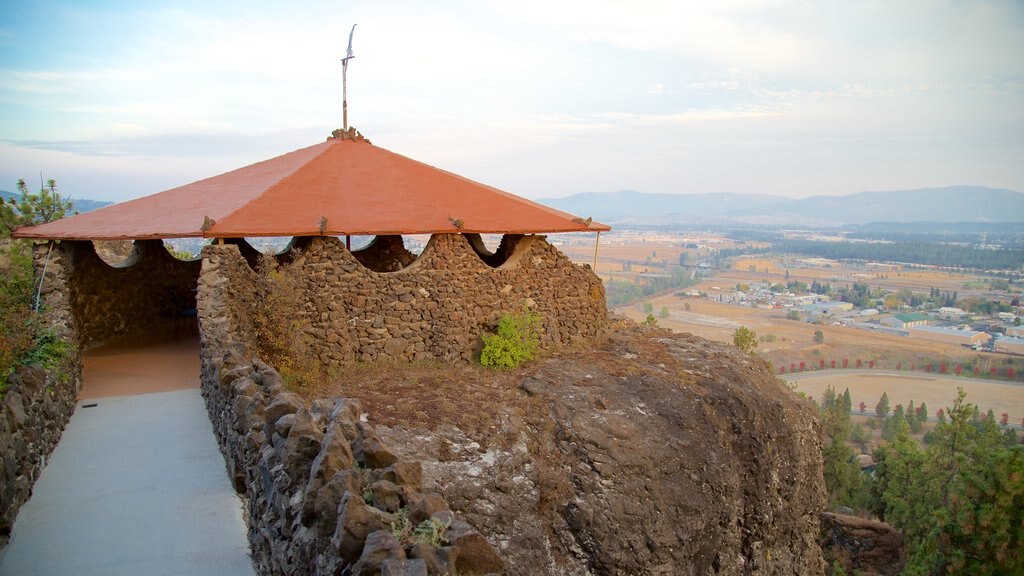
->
xmin=0 ymin=0 xmax=1021 ymax=200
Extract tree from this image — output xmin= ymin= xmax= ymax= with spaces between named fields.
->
xmin=732 ymin=326 xmax=757 ymax=353
xmin=821 ymin=386 xmax=862 ymax=507
xmin=814 ymin=329 xmax=824 ymax=344
xmin=786 ymin=310 xmax=801 ymax=321
xmin=876 ymin=392 xmax=891 ymax=418
xmin=658 ymin=306 xmax=669 ymax=319
xmin=874 ymin=388 xmax=1024 ymax=574
xmin=642 ymin=301 xmax=654 ymax=315
xmin=2 ymin=178 xmax=73 ymax=390
xmin=850 ymin=423 xmax=870 ymax=453
xmin=907 ymin=400 xmax=922 ymax=434
xmin=1 ymin=179 xmax=73 ymax=237
xmin=841 ymin=388 xmax=852 ymax=415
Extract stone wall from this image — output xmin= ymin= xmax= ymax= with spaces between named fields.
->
xmin=61 ymin=240 xmax=201 ymax=347
xmin=198 ymin=244 xmax=506 ymax=575
xmin=259 ymin=233 xmax=606 ymax=365
xmin=0 ymin=363 xmax=80 ymax=545
xmin=1 ymin=242 xmax=82 ymax=544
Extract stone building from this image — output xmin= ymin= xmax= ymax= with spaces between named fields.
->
xmin=15 ymin=131 xmax=610 ymax=376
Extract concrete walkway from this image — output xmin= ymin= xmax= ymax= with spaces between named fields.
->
xmin=0 ymin=340 xmax=255 ymax=576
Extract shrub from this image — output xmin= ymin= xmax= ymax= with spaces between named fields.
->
xmin=1 ymin=178 xmax=74 ymax=396
xmin=480 ymin=310 xmax=540 ymax=368
xmin=253 ymin=253 xmax=325 ymax=389
xmin=732 ymin=326 xmax=757 ymax=353
xmin=390 ymin=507 xmax=450 ymax=548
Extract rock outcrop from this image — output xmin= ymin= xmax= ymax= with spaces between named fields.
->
xmin=819 ymin=513 xmax=904 ymax=576
xmin=375 ymin=324 xmax=827 ymax=575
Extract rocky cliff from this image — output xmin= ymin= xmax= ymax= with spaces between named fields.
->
xmin=349 ymin=321 xmax=827 ymax=575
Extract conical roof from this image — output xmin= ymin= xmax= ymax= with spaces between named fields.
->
xmin=14 ymin=135 xmax=609 ymax=240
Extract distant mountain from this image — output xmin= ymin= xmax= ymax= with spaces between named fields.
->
xmin=0 ymin=189 xmax=112 ymax=214
xmin=538 ymin=190 xmax=787 ymax=225
xmin=541 ymin=186 xmax=1024 ymax=226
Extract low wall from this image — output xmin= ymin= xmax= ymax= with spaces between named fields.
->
xmin=0 ymin=363 xmax=80 ymax=544
xmin=210 ymin=233 xmax=606 ymax=366
xmin=198 ymin=245 xmax=506 ymax=574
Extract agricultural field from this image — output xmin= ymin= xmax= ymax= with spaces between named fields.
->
xmin=560 ymin=229 xmax=1024 ymax=434
xmin=786 ymin=371 xmax=1024 ymax=427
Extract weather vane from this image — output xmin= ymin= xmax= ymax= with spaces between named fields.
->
xmin=342 ymin=24 xmax=357 ymax=130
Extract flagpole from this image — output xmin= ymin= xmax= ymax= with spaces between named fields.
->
xmin=342 ymin=24 xmax=356 ymax=130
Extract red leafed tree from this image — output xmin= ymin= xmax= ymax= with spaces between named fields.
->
xmin=859 ymin=401 xmax=867 ymax=413
xmin=1000 ymin=413 xmax=1009 ymax=426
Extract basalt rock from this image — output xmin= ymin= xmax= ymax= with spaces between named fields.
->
xmin=819 ymin=512 xmax=904 ymax=576
xmin=378 ymin=325 xmax=827 ymax=575
xmin=201 ymin=352 xmax=505 ymax=575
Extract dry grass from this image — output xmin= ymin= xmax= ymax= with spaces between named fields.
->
xmin=297 ymin=360 xmax=534 ymax=449
xmin=791 ymin=373 xmax=1024 ymax=424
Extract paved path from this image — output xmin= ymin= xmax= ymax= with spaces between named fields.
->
xmin=0 ymin=340 xmax=255 ymax=576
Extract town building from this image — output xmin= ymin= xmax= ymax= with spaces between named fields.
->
xmin=800 ymin=301 xmax=855 ymax=317
xmin=880 ymin=312 xmax=930 ymax=329
xmin=907 ymin=326 xmax=989 ymax=347
xmin=936 ymin=306 xmax=967 ymax=320
xmin=994 ymin=336 xmax=1024 ymax=355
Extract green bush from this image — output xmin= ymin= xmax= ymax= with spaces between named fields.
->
xmin=480 ymin=310 xmax=540 ymax=368
xmin=2 ymin=178 xmax=74 ymax=396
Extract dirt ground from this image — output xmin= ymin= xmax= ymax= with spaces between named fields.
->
xmin=80 ymin=336 xmax=200 ymax=399
xmin=787 ymin=372 xmax=1024 ymax=426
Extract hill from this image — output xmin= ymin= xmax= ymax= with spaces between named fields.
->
xmin=0 ymin=189 xmax=112 ymax=214
xmin=541 ymin=186 xmax=1024 ymax=226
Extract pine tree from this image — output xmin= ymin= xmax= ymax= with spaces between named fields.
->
xmin=875 ymin=388 xmax=1024 ymax=574
xmin=876 ymin=392 xmax=891 ymax=418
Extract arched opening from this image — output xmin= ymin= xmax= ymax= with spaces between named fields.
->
xmin=66 ymin=240 xmax=202 ymax=350
xmin=91 ymin=240 xmax=135 ymax=266
xmin=464 ymin=233 xmax=525 ymax=268
xmin=351 ymin=235 xmax=417 ymax=273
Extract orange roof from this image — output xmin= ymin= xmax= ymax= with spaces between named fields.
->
xmin=14 ymin=137 xmax=609 ymax=240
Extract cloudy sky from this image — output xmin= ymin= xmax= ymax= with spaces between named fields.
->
xmin=1 ymin=0 xmax=1022 ymax=202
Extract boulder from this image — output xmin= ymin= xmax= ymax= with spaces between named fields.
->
xmin=333 ymin=491 xmax=393 ymax=565
xmin=352 ymin=530 xmax=406 ymax=575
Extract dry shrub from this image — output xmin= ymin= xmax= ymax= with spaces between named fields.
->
xmin=253 ymin=253 xmax=327 ymax=390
